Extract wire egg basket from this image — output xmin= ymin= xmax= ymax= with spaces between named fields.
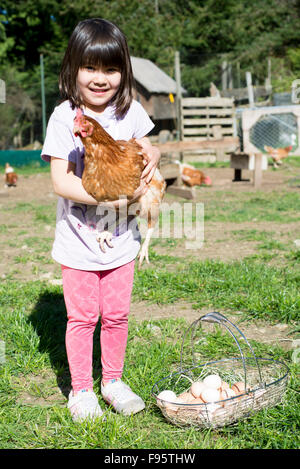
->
xmin=151 ymin=312 xmax=289 ymax=429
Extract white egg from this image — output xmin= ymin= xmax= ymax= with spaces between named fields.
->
xmin=201 ymin=387 xmax=221 ymax=403
xmin=203 ymin=374 xmax=222 ymax=389
xmin=206 ymin=403 xmax=222 ymax=414
xmin=157 ymin=390 xmax=177 ymax=402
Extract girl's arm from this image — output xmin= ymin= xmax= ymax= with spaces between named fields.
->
xmin=50 ymin=157 xmax=147 ymax=207
xmin=51 ymin=157 xmax=98 ymax=204
xmin=135 ymin=137 xmax=161 ymax=183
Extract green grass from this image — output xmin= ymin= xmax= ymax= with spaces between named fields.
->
xmin=0 ymin=163 xmax=50 ymax=176
xmin=2 ymin=202 xmax=56 ymax=225
xmin=204 ymin=191 xmax=300 ymax=223
xmin=134 ymin=257 xmax=299 ymax=322
xmin=0 ymin=163 xmax=300 ymax=449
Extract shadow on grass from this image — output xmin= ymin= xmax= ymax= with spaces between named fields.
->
xmin=28 ymin=288 xmax=102 ymax=398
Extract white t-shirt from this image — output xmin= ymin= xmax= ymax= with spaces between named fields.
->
xmin=41 ymin=99 xmax=154 ymax=270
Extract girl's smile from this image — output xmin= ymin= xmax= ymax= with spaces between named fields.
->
xmin=77 ymin=66 xmax=121 ymax=114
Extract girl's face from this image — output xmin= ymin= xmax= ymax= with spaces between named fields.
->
xmin=77 ymin=65 xmax=122 ymax=114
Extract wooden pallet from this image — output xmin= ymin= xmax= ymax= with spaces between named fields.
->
xmin=180 ymin=97 xmax=236 ymax=161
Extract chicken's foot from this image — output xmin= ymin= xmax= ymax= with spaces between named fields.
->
xmin=96 ymin=230 xmax=114 ymax=252
xmin=138 ymin=227 xmax=154 ymax=268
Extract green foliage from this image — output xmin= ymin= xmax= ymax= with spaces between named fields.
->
xmin=0 ymin=0 xmax=300 ymax=147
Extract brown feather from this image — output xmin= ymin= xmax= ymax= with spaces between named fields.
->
xmin=77 ymin=115 xmax=144 ymax=202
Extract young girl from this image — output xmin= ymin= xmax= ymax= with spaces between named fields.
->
xmin=41 ymin=18 xmax=160 ymax=422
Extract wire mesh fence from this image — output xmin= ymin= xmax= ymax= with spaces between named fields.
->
xmin=236 ymin=107 xmax=299 ymax=154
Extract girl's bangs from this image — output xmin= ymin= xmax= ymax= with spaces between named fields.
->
xmin=80 ymin=40 xmax=124 ymax=69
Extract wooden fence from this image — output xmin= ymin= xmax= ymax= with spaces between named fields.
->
xmin=180 ymin=96 xmax=237 ymax=160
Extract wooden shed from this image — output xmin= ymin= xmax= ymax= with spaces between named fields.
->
xmin=131 ymin=56 xmax=186 ymax=133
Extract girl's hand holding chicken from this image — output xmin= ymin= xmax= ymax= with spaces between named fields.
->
xmin=136 ymin=137 xmax=161 ymax=184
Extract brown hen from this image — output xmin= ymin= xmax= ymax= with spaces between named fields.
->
xmin=4 ymin=163 xmax=18 ymax=187
xmin=73 ymin=108 xmax=166 ymax=267
xmin=264 ymin=145 xmax=292 ymax=168
xmin=175 ymin=161 xmax=212 ymax=187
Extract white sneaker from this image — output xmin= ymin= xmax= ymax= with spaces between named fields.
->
xmin=101 ymin=379 xmax=145 ymax=416
xmin=67 ymin=389 xmax=104 ymax=422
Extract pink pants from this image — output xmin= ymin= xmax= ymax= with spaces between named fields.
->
xmin=61 ymin=260 xmax=135 ymax=392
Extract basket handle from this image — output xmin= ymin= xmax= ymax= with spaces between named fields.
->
xmin=199 ymin=312 xmax=264 ymax=390
xmin=180 ymin=312 xmax=264 ymax=391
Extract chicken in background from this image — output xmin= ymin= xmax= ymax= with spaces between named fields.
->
xmin=175 ymin=160 xmax=212 ymax=187
xmin=4 ymin=163 xmax=18 ymax=187
xmin=73 ymin=109 xmax=166 ymax=268
xmin=264 ymin=145 xmax=292 ymax=168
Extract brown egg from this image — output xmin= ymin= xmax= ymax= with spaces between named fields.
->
xmin=190 ymin=381 xmax=206 ymax=398
xmin=220 ymin=387 xmax=236 ymax=406
xmin=177 ymin=391 xmax=196 ymax=404
xmin=192 ymin=397 xmax=205 ymax=404
xmin=231 ymin=381 xmax=245 ymax=395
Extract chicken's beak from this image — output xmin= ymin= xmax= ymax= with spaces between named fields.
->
xmin=73 ymin=123 xmax=81 ymax=137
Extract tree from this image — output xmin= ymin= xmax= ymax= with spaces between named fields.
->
xmin=0 ymin=0 xmax=300 ymax=148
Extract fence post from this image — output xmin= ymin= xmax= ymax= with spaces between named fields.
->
xmin=222 ymin=60 xmax=227 ymax=90
xmin=40 ymin=54 xmax=46 ymax=141
xmin=175 ymin=50 xmax=183 ymax=161
xmin=246 ymin=71 xmax=254 ymax=107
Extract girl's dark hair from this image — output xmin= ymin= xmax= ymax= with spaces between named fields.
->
xmin=59 ymin=18 xmax=133 ymax=118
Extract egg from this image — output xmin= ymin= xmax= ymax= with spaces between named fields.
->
xmin=177 ymin=391 xmax=195 ymax=404
xmin=185 ymin=397 xmax=204 ymax=408
xmin=190 ymin=381 xmax=206 ymax=398
xmin=193 ymin=397 xmax=205 ymax=404
xmin=220 ymin=387 xmax=236 ymax=406
xmin=205 ymin=402 xmax=222 ymax=419
xmin=157 ymin=390 xmax=180 ymax=413
xmin=231 ymin=381 xmax=245 ymax=395
xmin=203 ymin=374 xmax=222 ymax=389
xmin=200 ymin=387 xmax=221 ymax=403
xmin=221 ymin=388 xmax=236 ymax=399
xmin=157 ymin=390 xmax=177 ymax=402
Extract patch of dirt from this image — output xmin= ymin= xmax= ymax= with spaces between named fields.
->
xmin=130 ymin=301 xmax=294 ymax=350
xmin=12 ymin=369 xmax=66 ymax=407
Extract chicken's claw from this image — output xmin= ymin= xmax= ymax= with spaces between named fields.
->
xmin=138 ymin=242 xmax=150 ymax=269
xmin=96 ymin=230 xmax=114 ymax=252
